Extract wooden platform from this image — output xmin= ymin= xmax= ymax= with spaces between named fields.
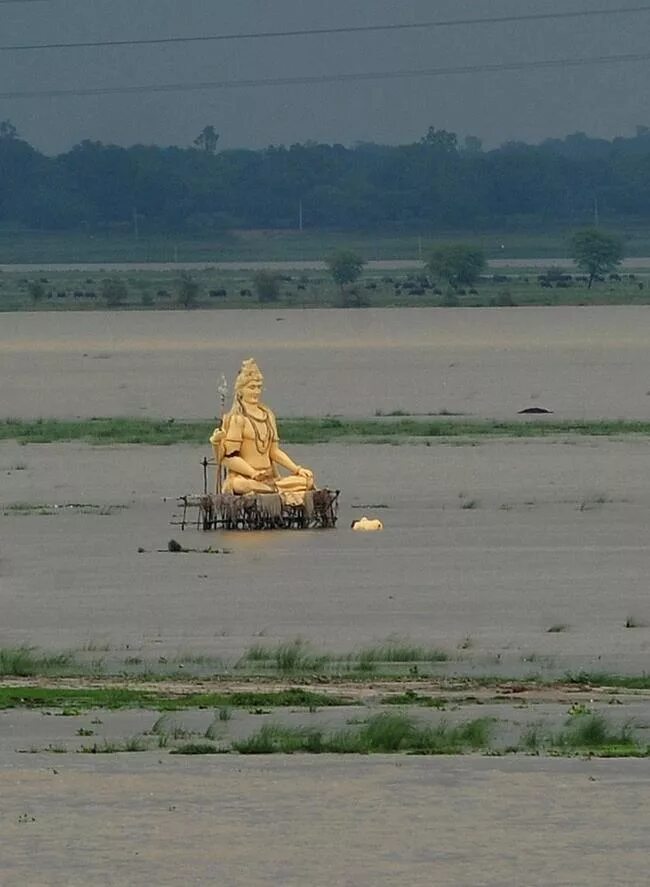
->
xmin=175 ymin=489 xmax=339 ymax=531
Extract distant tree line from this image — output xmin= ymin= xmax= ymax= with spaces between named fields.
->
xmin=2 ymin=121 xmax=650 ymax=232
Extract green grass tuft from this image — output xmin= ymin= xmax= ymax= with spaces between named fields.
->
xmin=232 ymin=713 xmax=493 ymax=755
xmin=6 ymin=416 xmax=650 ymax=447
xmin=240 ymin=639 xmax=327 ymax=674
xmin=170 ymin=742 xmax=228 ymax=755
xmin=564 ymin=672 xmax=650 ymax=690
xmin=78 ymin=736 xmax=148 ymax=753
xmin=354 ymin=644 xmax=449 ymax=667
xmin=0 ymin=646 xmax=77 ymax=677
xmin=553 ymin=713 xmax=635 ymax=751
xmin=232 ymin=724 xmax=323 ymax=755
xmin=0 ymin=685 xmax=346 ymax=712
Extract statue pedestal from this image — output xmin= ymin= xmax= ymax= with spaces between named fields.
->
xmin=175 ymin=489 xmax=339 ymax=531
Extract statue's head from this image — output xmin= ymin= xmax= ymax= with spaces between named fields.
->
xmin=233 ymin=358 xmax=264 ymax=407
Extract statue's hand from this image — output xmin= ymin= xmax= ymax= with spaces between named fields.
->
xmin=294 ymin=466 xmax=313 ymax=479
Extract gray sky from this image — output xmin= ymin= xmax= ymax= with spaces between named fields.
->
xmin=2 ymin=0 xmax=648 ymax=154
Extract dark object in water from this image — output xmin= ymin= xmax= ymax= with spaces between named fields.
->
xmin=518 ymin=407 xmax=553 ymax=414
xmin=168 ymin=538 xmax=184 ymax=552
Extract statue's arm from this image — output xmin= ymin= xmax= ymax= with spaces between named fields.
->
xmin=270 ymin=438 xmax=313 ymax=478
xmin=224 ymin=454 xmax=260 ymax=479
xmin=269 ymin=443 xmax=301 ymax=474
xmin=268 ymin=411 xmax=312 ymax=477
xmin=222 ymin=415 xmax=259 ymax=479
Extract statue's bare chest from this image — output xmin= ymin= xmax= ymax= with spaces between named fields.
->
xmin=242 ymin=413 xmax=274 ymax=453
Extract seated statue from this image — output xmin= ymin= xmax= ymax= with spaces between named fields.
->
xmin=210 ymin=358 xmax=315 ymax=497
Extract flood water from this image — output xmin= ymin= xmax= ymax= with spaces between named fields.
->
xmin=2 ymin=305 xmax=650 ymax=419
xmin=4 ymin=303 xmax=650 ymax=887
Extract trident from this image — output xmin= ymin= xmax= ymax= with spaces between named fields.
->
xmin=214 ymin=373 xmax=229 ymax=495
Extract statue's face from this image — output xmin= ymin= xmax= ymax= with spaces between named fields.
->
xmin=240 ymin=376 xmax=263 ymax=405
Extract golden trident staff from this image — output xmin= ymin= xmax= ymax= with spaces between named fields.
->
xmin=212 ymin=373 xmax=229 ymax=495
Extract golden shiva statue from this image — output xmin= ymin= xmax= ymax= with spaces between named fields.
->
xmin=210 ymin=358 xmax=315 ymax=497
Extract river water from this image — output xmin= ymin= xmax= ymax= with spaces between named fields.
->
xmin=2 ymin=305 xmax=650 ymax=419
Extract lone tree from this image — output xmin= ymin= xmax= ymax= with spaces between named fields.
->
xmin=420 ymin=126 xmax=458 ymax=153
xmin=0 ymin=119 xmax=18 ymax=140
xmin=27 ymin=280 xmax=45 ymax=303
xmin=253 ymin=269 xmax=281 ymax=303
xmin=101 ymin=277 xmax=128 ymax=307
xmin=570 ymin=228 xmax=624 ymax=288
xmin=193 ymin=125 xmax=220 ymax=154
xmin=326 ymin=249 xmax=365 ymax=291
xmin=426 ymin=244 xmax=486 ymax=289
xmin=176 ymin=272 xmax=199 ymax=308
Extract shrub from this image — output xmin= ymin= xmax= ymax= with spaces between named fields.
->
xmin=253 ymin=270 xmax=281 ymax=303
xmin=176 ymin=272 xmax=199 ymax=308
xmin=27 ymin=281 xmax=45 ymax=303
xmin=326 ymin=250 xmax=365 ymax=290
xmin=101 ymin=278 xmax=128 ymax=307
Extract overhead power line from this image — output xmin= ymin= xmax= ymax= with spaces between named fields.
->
xmin=1 ymin=50 xmax=649 ymax=100
xmin=2 ymin=5 xmax=650 ymax=52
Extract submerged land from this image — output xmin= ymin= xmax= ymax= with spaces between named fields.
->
xmin=3 ymin=303 xmax=650 ymax=884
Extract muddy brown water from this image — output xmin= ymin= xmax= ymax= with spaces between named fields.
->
xmin=3 ymin=305 xmax=650 ymax=884
xmin=0 ymin=754 xmax=647 ymax=887
xmin=3 ymin=306 xmax=650 ymax=419
xmin=2 ymin=438 xmax=650 ymax=673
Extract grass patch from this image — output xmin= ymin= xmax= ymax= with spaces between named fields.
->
xmin=150 ymin=715 xmax=192 ymax=740
xmin=240 ymin=640 xmax=449 ymax=676
xmin=554 ymin=713 xmax=631 ymax=750
xmin=564 ymin=672 xmax=650 ymax=690
xmin=18 ymin=744 xmax=69 ymax=754
xmin=353 ymin=644 xmax=448 ymax=673
xmin=521 ymin=724 xmax=544 ymax=752
xmin=78 ymin=736 xmax=148 ymax=753
xmin=0 ymin=229 xmax=648 ymax=311
xmin=5 ymin=502 xmax=52 ymax=513
xmin=3 ymin=502 xmax=125 ymax=517
xmin=521 ymin=711 xmax=648 ymax=757
xmin=239 ymin=639 xmax=327 ymax=674
xmin=233 ymin=724 xmax=326 ymax=754
xmin=170 ymin=742 xmax=228 ymax=755
xmin=0 ymin=647 xmax=77 ymax=677
xmin=0 ymin=227 xmax=576 ymax=266
xmin=0 ymin=685 xmax=347 ymax=712
xmin=382 ymin=692 xmax=449 ymax=708
xmin=232 ymin=713 xmax=493 ymax=755
xmin=6 ymin=416 xmax=650 ymax=446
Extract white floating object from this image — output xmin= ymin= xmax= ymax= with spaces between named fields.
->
xmin=351 ymin=516 xmax=384 ymax=531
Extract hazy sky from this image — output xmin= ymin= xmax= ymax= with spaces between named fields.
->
xmin=2 ymin=0 xmax=648 ymax=153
